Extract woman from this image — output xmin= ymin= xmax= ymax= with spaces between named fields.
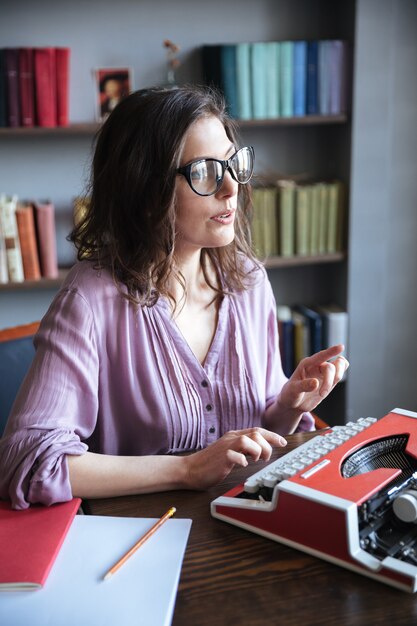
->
xmin=0 ymin=86 xmax=348 ymax=509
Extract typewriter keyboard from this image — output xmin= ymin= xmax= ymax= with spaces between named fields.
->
xmin=243 ymin=417 xmax=377 ymax=496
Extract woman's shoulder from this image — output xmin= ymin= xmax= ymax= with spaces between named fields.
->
xmin=61 ymin=261 xmax=117 ymax=298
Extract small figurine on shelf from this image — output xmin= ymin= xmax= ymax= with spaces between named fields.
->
xmin=163 ymin=39 xmax=181 ymax=87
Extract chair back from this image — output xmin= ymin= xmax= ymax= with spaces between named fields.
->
xmin=0 ymin=321 xmax=40 ymax=436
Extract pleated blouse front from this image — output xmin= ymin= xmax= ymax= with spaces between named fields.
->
xmin=0 ymin=260 xmax=312 ymax=508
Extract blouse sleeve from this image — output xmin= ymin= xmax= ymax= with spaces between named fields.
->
xmin=263 ymin=278 xmax=315 ymax=433
xmin=0 ymin=288 xmax=99 ymax=509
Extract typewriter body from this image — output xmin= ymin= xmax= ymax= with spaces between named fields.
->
xmin=211 ymin=408 xmax=417 ymax=592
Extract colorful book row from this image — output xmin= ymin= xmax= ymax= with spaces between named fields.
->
xmin=251 ymin=180 xmax=345 ymax=259
xmin=277 ymin=303 xmax=348 ymax=378
xmin=0 ymin=194 xmax=58 ymax=283
xmin=0 ymin=47 xmax=70 ymax=128
xmin=201 ymin=39 xmax=348 ymax=120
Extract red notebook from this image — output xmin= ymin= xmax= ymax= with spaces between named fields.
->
xmin=0 ymin=498 xmax=81 ymax=591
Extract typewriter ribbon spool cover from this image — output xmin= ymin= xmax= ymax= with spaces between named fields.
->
xmin=211 ymin=408 xmax=417 ymax=592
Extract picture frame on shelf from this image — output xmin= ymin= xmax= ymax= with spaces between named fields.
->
xmin=94 ymin=67 xmax=133 ymax=122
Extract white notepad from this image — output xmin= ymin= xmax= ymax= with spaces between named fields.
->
xmin=0 ymin=514 xmax=192 ymax=626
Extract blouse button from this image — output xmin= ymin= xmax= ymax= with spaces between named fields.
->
xmin=209 ymin=426 xmax=216 ymax=434
xmin=206 ymin=404 xmax=213 ymax=411
xmin=201 ymin=380 xmax=208 ymax=388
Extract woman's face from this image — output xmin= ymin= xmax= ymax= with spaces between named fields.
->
xmin=174 ymin=115 xmax=239 ymax=259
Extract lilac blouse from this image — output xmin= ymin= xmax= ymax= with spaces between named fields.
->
xmin=0 ymin=260 xmax=314 ymax=508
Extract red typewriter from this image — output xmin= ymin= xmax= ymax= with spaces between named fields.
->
xmin=211 ymin=408 xmax=417 ymax=592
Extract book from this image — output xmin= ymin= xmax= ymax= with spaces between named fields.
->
xmin=18 ymin=48 xmax=35 ymax=127
xmin=55 ymin=47 xmax=70 ymax=126
xmin=316 ymin=182 xmax=329 ymax=254
xmin=279 ymin=41 xmax=294 ymax=117
xmin=295 ymin=184 xmax=311 ymax=256
xmin=277 ymin=305 xmax=294 ymax=377
xmin=0 ymin=193 xmax=24 ymax=282
xmin=34 ymin=47 xmax=57 ymax=127
xmin=15 ymin=201 xmax=41 ymax=280
xmin=236 ymin=43 xmax=252 ymax=120
xmin=326 ymin=180 xmax=343 ymax=253
xmin=0 ymin=49 xmax=7 ymax=127
xmin=250 ymin=42 xmax=268 ymax=120
xmin=221 ymin=45 xmax=239 ymax=119
xmin=293 ymin=41 xmax=307 ymax=116
xmin=315 ymin=303 xmax=348 ymax=358
xmin=201 ymin=45 xmax=238 ymax=119
xmin=0 ymin=514 xmax=192 ymax=626
xmin=251 ymin=187 xmax=265 ymax=258
xmin=306 ymin=41 xmax=318 ymax=115
xmin=4 ymin=48 xmax=20 ymax=127
xmin=277 ymin=180 xmax=296 ymax=256
xmin=292 ymin=310 xmax=310 ymax=365
xmin=0 ymin=498 xmax=81 ymax=591
xmin=329 ymin=40 xmax=348 ymax=114
xmin=293 ymin=304 xmax=323 ymax=355
xmin=33 ymin=200 xmax=58 ymax=278
xmin=309 ymin=183 xmax=321 ymax=255
xmin=318 ymin=40 xmax=332 ymax=115
xmin=0 ymin=216 xmax=8 ymax=283
xmin=265 ymin=41 xmax=280 ymax=118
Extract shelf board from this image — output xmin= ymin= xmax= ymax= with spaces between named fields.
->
xmin=264 ymin=252 xmax=346 ymax=268
xmin=0 ymin=123 xmax=100 ymax=136
xmin=0 ymin=255 xmax=345 ymax=291
xmin=0 ymin=114 xmax=348 ymax=137
xmin=0 ymin=269 xmax=70 ymax=291
xmin=238 ymin=114 xmax=348 ymax=127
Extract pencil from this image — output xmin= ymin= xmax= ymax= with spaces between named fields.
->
xmin=103 ymin=506 xmax=177 ymax=581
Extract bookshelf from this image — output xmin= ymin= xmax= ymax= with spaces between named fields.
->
xmin=2 ymin=0 xmax=416 ymax=426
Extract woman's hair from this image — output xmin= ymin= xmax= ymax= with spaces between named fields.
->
xmin=70 ymin=84 xmax=259 ymax=306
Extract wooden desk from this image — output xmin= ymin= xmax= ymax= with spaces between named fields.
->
xmin=85 ymin=433 xmax=417 ymax=625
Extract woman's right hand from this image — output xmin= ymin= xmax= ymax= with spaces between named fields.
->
xmin=182 ymin=427 xmax=287 ymax=490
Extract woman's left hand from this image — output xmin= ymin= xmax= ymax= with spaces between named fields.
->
xmin=278 ymin=344 xmax=349 ymax=416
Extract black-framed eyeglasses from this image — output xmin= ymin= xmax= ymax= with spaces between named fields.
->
xmin=176 ymin=146 xmax=255 ymax=196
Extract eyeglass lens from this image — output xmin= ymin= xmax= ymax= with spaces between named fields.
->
xmin=189 ymin=147 xmax=253 ymax=195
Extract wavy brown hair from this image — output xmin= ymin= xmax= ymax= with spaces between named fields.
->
xmin=70 ymin=84 xmax=259 ymax=306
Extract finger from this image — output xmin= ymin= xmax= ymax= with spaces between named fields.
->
xmin=236 ymin=427 xmax=287 ymax=448
xmin=317 ymin=360 xmax=336 ymax=396
xmin=305 ymin=344 xmax=345 ymax=367
xmin=333 ymin=356 xmax=349 ymax=384
xmin=226 ymin=449 xmax=249 ymax=468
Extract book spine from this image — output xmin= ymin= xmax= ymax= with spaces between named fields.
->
xmin=34 ymin=47 xmax=57 ymax=127
xmin=329 ymin=40 xmax=348 ymax=114
xmin=236 ymin=43 xmax=252 ymax=120
xmin=0 ymin=49 xmax=7 ymax=127
xmin=309 ymin=183 xmax=321 ymax=255
xmin=295 ymin=185 xmax=310 ymax=256
xmin=250 ymin=42 xmax=267 ymax=120
xmin=280 ymin=41 xmax=294 ymax=117
xmin=220 ymin=45 xmax=238 ymax=119
xmin=293 ymin=41 xmax=307 ymax=116
xmin=0 ymin=214 xmax=9 ymax=282
xmin=5 ymin=48 xmax=20 ymax=127
xmin=18 ymin=48 xmax=35 ymax=127
xmin=55 ymin=47 xmax=70 ymax=126
xmin=15 ymin=203 xmax=41 ymax=280
xmin=306 ymin=41 xmax=318 ymax=115
xmin=0 ymin=194 xmax=24 ymax=282
xmin=34 ymin=200 xmax=58 ymax=278
xmin=318 ymin=40 xmax=331 ymax=115
xmin=278 ymin=182 xmax=295 ymax=256
xmin=265 ymin=42 xmax=280 ymax=118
